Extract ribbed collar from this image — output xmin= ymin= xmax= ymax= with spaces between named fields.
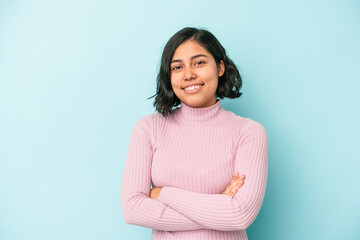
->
xmin=173 ymin=99 xmax=226 ymax=126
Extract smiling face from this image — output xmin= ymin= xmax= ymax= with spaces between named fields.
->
xmin=170 ymin=40 xmax=225 ymax=108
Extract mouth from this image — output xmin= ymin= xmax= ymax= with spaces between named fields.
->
xmin=182 ymin=83 xmax=204 ymax=94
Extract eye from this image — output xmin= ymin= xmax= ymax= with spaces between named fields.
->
xmin=194 ymin=60 xmax=205 ymax=66
xmin=171 ymin=65 xmax=182 ymax=71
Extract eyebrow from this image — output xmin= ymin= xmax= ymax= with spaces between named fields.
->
xmin=171 ymin=54 xmax=208 ymax=63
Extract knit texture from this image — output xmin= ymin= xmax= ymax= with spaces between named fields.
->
xmin=121 ymin=99 xmax=268 ymax=240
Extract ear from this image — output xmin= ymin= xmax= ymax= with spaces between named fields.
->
xmin=218 ymin=60 xmax=225 ymax=77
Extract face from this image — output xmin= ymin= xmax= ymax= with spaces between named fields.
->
xmin=170 ymin=40 xmax=224 ymax=108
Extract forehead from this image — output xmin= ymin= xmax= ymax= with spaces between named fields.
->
xmin=172 ymin=40 xmax=210 ymax=60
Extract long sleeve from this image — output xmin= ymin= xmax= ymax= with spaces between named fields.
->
xmin=157 ymin=120 xmax=268 ymax=231
xmin=120 ymin=116 xmax=206 ymax=231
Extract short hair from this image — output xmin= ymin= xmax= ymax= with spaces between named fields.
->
xmin=148 ymin=27 xmax=242 ymax=117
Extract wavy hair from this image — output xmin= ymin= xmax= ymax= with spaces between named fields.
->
xmin=148 ymin=27 xmax=242 ymax=117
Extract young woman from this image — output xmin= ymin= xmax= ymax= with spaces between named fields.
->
xmin=121 ymin=27 xmax=268 ymax=240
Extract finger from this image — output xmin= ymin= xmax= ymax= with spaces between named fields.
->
xmin=230 ymin=177 xmax=242 ymax=186
xmin=224 ymin=178 xmax=245 ymax=196
xmin=222 ymin=185 xmax=231 ymax=194
xmin=231 ymin=179 xmax=244 ymax=191
xmin=222 ymin=188 xmax=232 ymax=196
xmin=223 ymin=174 xmax=244 ymax=195
xmin=228 ymin=181 xmax=239 ymax=191
xmin=231 ymin=172 xmax=239 ymax=181
xmin=231 ymin=188 xmax=239 ymax=196
xmin=223 ymin=182 xmax=238 ymax=195
xmin=231 ymin=182 xmax=244 ymax=194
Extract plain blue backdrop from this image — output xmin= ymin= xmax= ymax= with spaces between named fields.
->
xmin=0 ymin=0 xmax=359 ymax=239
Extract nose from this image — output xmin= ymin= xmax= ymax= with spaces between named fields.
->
xmin=184 ymin=67 xmax=196 ymax=81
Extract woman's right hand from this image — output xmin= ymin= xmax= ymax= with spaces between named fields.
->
xmin=222 ymin=172 xmax=246 ymax=196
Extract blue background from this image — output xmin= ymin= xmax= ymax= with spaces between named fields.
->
xmin=1 ymin=0 xmax=359 ymax=239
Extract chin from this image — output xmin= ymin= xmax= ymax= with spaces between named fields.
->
xmin=180 ymin=100 xmax=198 ymax=107
xmin=186 ymin=102 xmax=202 ymax=108
xmin=182 ymin=99 xmax=209 ymax=108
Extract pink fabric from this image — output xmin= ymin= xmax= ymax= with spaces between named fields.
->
xmin=121 ymin=99 xmax=268 ymax=239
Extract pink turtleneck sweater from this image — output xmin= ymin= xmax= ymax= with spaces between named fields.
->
xmin=120 ymin=99 xmax=268 ymax=240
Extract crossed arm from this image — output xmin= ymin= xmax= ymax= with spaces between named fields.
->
xmin=149 ymin=172 xmax=244 ymax=200
xmin=120 ymin=118 xmax=268 ymax=231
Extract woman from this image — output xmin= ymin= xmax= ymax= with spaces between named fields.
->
xmin=121 ymin=27 xmax=268 ymax=240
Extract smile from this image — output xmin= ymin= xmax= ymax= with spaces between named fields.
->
xmin=182 ymin=84 xmax=204 ymax=94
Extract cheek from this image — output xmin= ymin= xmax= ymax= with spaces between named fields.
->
xmin=170 ymin=74 xmax=181 ymax=89
xmin=199 ymin=67 xmax=218 ymax=81
xmin=202 ymin=69 xmax=219 ymax=90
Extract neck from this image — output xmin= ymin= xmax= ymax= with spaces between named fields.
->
xmin=174 ymin=99 xmax=225 ymax=126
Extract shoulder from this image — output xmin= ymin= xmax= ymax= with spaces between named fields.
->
xmin=133 ymin=112 xmax=158 ymax=132
xmin=131 ymin=111 xmax=174 ymax=148
xmin=222 ymin=109 xmax=267 ymax=140
xmin=238 ymin=118 xmax=267 ymax=146
xmin=223 ymin=109 xmax=265 ymax=130
xmin=131 ymin=112 xmax=168 ymax=140
xmin=242 ymin=117 xmax=267 ymax=135
xmin=134 ymin=112 xmax=169 ymax=129
xmin=222 ymin=112 xmax=268 ymax=151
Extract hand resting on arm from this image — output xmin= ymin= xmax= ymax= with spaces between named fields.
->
xmin=150 ymin=172 xmax=246 ymax=200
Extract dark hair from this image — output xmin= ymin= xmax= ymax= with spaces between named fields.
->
xmin=148 ymin=27 xmax=242 ymax=117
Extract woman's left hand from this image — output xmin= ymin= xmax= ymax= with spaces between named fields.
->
xmin=149 ymin=187 xmax=162 ymax=200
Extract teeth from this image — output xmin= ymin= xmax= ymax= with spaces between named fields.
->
xmin=185 ymin=85 xmax=200 ymax=91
